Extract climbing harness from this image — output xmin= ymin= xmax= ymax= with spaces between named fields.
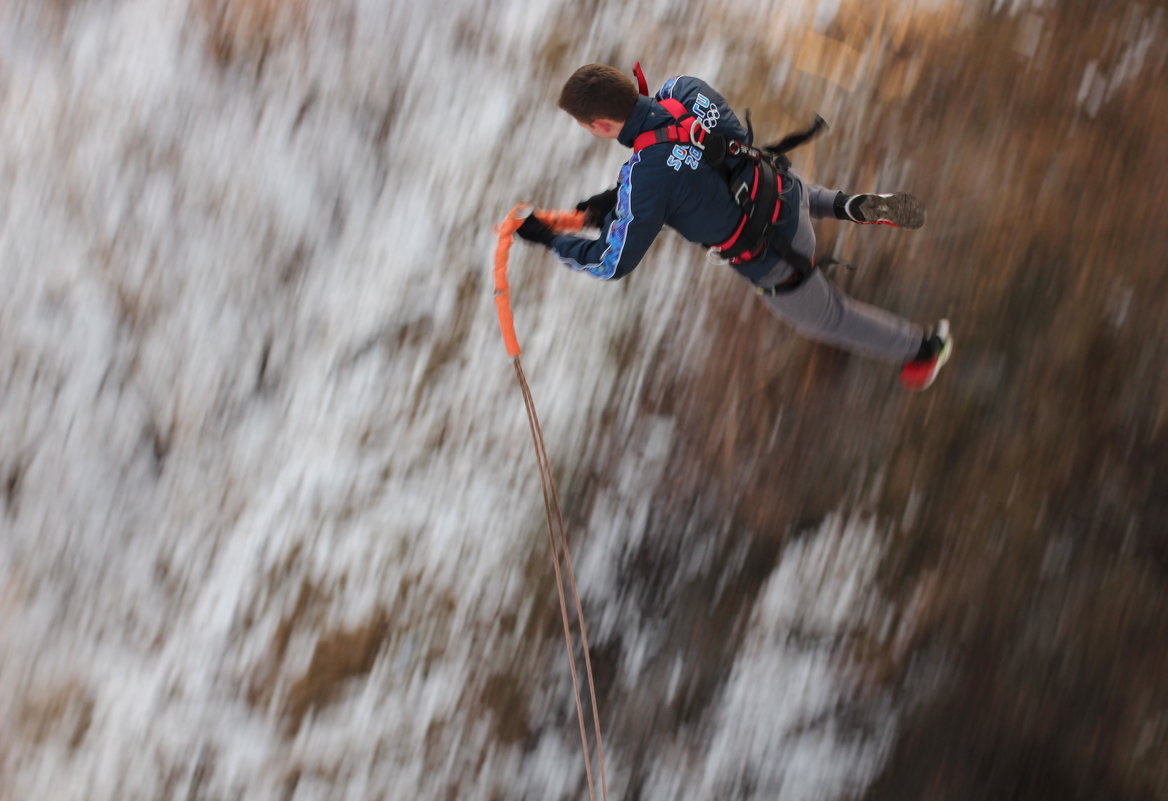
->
xmin=493 ymin=205 xmax=609 ymax=801
xmin=631 ymin=62 xmax=828 ymax=293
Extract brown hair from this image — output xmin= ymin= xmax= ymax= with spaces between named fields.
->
xmin=557 ymin=64 xmax=638 ymax=124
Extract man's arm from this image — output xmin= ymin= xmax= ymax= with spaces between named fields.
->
xmin=550 ymin=152 xmax=669 ymax=280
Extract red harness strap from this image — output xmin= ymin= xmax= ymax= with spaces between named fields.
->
xmin=633 ymin=61 xmax=649 ymax=96
xmin=629 ymin=97 xmax=790 ymax=269
xmin=631 ymin=99 xmax=711 ymax=152
xmin=711 ymin=167 xmax=785 ymax=263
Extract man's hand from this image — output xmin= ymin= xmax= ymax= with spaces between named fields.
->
xmin=575 ymin=187 xmax=618 ymax=228
xmin=515 ymin=214 xmax=557 ymax=248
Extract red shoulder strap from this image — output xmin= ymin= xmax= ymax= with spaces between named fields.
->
xmin=659 ymin=98 xmax=687 ymax=120
xmin=631 ymin=98 xmax=703 ymax=152
xmin=633 ymin=61 xmax=649 ymax=96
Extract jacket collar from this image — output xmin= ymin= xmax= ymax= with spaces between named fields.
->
xmin=618 ymin=95 xmax=677 ymax=147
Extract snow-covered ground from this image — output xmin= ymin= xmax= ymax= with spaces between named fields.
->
xmin=0 ymin=1 xmax=951 ymax=799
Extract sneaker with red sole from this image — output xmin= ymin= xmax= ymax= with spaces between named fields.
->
xmin=845 ymin=192 xmax=926 ymax=229
xmin=900 ymin=320 xmax=952 ymax=390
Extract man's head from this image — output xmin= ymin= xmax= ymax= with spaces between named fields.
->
xmin=558 ymin=64 xmax=638 ymax=139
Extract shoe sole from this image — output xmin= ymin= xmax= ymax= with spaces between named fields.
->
xmin=919 ymin=337 xmax=952 ymax=390
xmin=855 ymin=193 xmax=926 ymax=230
xmin=900 ymin=320 xmax=952 ymax=390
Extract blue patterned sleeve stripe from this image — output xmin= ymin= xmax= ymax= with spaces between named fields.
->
xmin=555 ymin=152 xmax=641 ymax=279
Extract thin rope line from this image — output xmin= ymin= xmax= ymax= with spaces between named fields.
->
xmin=519 ymin=362 xmax=609 ymax=801
xmin=515 ymin=358 xmax=596 ymax=801
xmin=519 ymin=360 xmax=609 ymax=799
xmin=514 ymin=357 xmax=609 ymax=801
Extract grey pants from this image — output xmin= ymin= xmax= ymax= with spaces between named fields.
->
xmin=754 ymin=171 xmax=923 ymax=364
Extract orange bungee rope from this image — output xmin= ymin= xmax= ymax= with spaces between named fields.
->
xmin=493 ymin=205 xmax=586 ymax=356
xmin=493 ymin=205 xmax=610 ymax=801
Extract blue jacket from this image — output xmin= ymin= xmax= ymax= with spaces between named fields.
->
xmin=550 ymin=75 xmax=797 ymax=284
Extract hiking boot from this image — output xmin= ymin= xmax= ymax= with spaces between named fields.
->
xmin=900 ymin=320 xmax=952 ymax=390
xmin=843 ymin=192 xmax=926 ymax=229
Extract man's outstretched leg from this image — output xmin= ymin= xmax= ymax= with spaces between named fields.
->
xmin=760 ymin=272 xmax=951 ymax=389
xmin=760 ymin=267 xmax=923 ymax=363
xmin=806 ymin=185 xmax=927 ymax=229
xmin=790 ymin=181 xmax=948 ymax=387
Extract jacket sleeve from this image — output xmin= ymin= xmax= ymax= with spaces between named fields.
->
xmin=550 ymin=151 xmax=668 ymax=280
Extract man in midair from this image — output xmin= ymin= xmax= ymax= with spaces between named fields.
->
xmin=516 ymin=64 xmax=952 ymax=390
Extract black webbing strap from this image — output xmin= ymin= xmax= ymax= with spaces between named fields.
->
xmin=757 ymin=236 xmax=815 ymax=296
xmin=764 ymin=115 xmax=828 ymax=158
xmin=718 ymin=160 xmax=781 ymax=262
